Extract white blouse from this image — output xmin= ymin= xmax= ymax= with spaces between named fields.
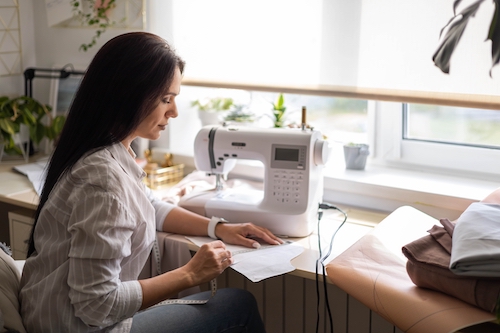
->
xmin=20 ymin=142 xmax=175 ymax=333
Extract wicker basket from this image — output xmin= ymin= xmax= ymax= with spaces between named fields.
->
xmin=143 ymin=163 xmax=184 ymax=189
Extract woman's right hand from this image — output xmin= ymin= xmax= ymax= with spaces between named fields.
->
xmin=139 ymin=240 xmax=232 ymax=309
xmin=185 ymin=240 xmax=233 ymax=285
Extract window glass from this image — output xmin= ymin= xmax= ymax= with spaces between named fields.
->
xmin=170 ymin=87 xmax=369 ymax=162
xmin=404 ymin=104 xmax=500 ymax=149
xmin=249 ymin=92 xmax=368 ymax=145
xmin=180 ymin=87 xmax=369 ymax=143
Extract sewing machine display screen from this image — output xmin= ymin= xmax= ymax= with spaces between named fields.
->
xmin=275 ymin=148 xmax=299 ymax=162
xmin=271 ymin=144 xmax=307 ymax=170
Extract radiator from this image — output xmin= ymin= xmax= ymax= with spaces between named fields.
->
xmin=202 ymin=269 xmax=404 ymax=333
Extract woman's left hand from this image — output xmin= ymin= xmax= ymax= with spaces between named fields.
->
xmin=215 ymin=222 xmax=283 ymax=248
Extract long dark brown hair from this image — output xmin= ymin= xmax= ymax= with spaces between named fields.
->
xmin=27 ymin=32 xmax=185 ymax=257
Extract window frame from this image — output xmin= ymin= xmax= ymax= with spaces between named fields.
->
xmin=373 ymin=101 xmax=500 ymax=180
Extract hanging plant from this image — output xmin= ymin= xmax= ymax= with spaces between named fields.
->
xmin=433 ymin=0 xmax=500 ymax=76
xmin=70 ymin=0 xmax=117 ymax=51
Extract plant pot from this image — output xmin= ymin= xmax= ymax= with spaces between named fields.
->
xmin=2 ymin=124 xmax=30 ymax=163
xmin=198 ymin=110 xmax=222 ymax=126
xmin=343 ymin=143 xmax=369 ymax=170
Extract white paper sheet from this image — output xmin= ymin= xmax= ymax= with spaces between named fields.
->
xmin=186 ymin=236 xmax=304 ymax=282
xmin=12 ymin=159 xmax=48 ymax=196
xmin=24 ymin=170 xmax=45 ymax=196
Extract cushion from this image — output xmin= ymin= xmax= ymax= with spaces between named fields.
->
xmin=0 ymin=249 xmax=26 ymax=333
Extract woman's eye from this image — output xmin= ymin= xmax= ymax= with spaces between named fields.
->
xmin=163 ymin=97 xmax=171 ymax=104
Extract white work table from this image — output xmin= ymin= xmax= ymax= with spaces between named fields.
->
xmin=163 ymin=207 xmax=384 ymax=282
xmin=2 ymin=159 xmax=493 ymax=333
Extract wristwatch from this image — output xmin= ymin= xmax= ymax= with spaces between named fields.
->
xmin=208 ymin=216 xmax=228 ymax=239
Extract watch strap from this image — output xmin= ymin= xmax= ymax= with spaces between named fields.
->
xmin=208 ymin=216 xmax=227 ymax=239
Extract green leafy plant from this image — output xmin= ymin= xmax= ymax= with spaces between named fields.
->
xmin=0 ymin=96 xmax=66 ymax=156
xmin=433 ymin=0 xmax=500 ymax=75
xmin=223 ymin=105 xmax=256 ymax=123
xmin=191 ymin=97 xmax=235 ymax=112
xmin=271 ymin=93 xmax=286 ymax=128
xmin=70 ymin=0 xmax=117 ymax=51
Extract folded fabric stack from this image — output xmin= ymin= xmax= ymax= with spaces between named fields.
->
xmin=450 ymin=202 xmax=500 ymax=277
xmin=402 ymin=202 xmax=500 ymax=314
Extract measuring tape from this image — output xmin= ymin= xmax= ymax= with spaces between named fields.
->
xmin=150 ymin=239 xmax=217 ymax=307
xmin=151 ymin=279 xmax=217 ymax=307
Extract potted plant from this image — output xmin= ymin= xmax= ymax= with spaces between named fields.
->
xmin=191 ymin=97 xmax=236 ymax=126
xmin=343 ymin=142 xmax=370 ymax=170
xmin=0 ymin=96 xmax=66 ymax=160
xmin=433 ymin=0 xmax=500 ymax=75
xmin=271 ymin=93 xmax=287 ymax=128
xmin=222 ymin=105 xmax=256 ymax=125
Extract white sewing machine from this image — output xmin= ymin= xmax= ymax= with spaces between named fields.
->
xmin=178 ymin=125 xmax=331 ymax=237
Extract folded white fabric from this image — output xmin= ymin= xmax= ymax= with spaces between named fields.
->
xmin=450 ymin=202 xmax=500 ymax=277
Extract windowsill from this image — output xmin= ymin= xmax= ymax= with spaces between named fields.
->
xmin=173 ymin=153 xmax=497 ymax=221
xmin=322 ymin=163 xmax=497 ymax=220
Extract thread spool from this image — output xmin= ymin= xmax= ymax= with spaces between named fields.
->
xmin=301 ymin=106 xmax=307 ymax=130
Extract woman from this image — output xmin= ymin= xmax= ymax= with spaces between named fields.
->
xmin=20 ymin=32 xmax=279 ymax=333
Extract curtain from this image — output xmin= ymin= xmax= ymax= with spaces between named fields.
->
xmin=147 ymin=0 xmax=500 ymax=109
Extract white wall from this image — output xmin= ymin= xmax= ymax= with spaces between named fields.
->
xmin=1 ymin=0 xmax=137 ymax=104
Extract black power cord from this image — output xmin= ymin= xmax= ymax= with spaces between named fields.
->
xmin=315 ymin=202 xmax=348 ymax=333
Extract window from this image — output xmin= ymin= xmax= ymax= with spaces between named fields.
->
xmin=149 ymin=0 xmax=500 ymax=192
xmin=375 ymin=101 xmax=500 ymax=178
xmin=169 ymin=86 xmax=369 ymax=158
xmin=404 ymin=103 xmax=500 ymax=149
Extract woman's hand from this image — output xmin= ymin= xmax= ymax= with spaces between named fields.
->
xmin=185 ymin=240 xmax=233 ymax=285
xmin=215 ymin=222 xmax=283 ymax=248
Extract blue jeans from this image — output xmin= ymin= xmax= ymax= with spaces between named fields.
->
xmin=130 ymin=288 xmax=266 ymax=333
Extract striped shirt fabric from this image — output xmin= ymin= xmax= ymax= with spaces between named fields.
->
xmin=20 ymin=142 xmax=175 ymax=333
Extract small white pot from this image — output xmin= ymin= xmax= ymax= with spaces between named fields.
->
xmin=198 ymin=110 xmax=223 ymax=126
xmin=343 ymin=143 xmax=370 ymax=170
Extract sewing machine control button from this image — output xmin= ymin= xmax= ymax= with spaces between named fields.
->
xmin=232 ymin=154 xmax=237 ymax=157
xmin=217 ymin=161 xmax=221 ymax=166
xmin=218 ymin=157 xmax=224 ymax=160
xmin=224 ymin=154 xmax=229 ymax=157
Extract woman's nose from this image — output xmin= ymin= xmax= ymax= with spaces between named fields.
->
xmin=167 ymin=104 xmax=178 ymax=118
